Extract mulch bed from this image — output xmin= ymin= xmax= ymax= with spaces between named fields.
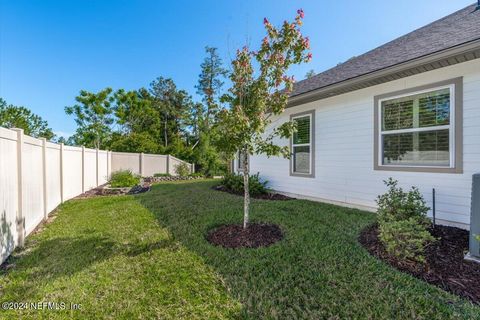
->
xmin=75 ymin=183 xmax=150 ymax=199
xmin=207 ymin=223 xmax=283 ymax=248
xmin=359 ymin=223 xmax=480 ymax=304
xmin=213 ymin=185 xmax=294 ymax=201
xmin=127 ymin=185 xmax=151 ymax=195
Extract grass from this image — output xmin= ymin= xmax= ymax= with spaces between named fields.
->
xmin=1 ymin=180 xmax=479 ymax=319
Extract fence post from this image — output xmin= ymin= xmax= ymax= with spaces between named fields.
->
xmin=41 ymin=138 xmax=48 ymax=221
xmin=106 ymin=151 xmax=110 ymax=180
xmin=167 ymin=155 xmax=171 ymax=175
xmin=81 ymin=146 xmax=86 ymax=193
xmin=12 ymin=128 xmax=25 ymax=247
xmin=96 ymin=148 xmax=99 ymax=186
xmin=107 ymin=150 xmax=112 ymax=181
xmin=140 ymin=152 xmax=144 ymax=177
xmin=60 ymin=143 xmax=64 ymax=203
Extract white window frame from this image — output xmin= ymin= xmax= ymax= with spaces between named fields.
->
xmin=377 ymin=84 xmax=455 ymax=169
xmin=291 ymin=113 xmax=313 ymax=176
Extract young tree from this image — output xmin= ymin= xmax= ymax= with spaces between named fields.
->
xmin=0 ymin=98 xmax=55 ymax=139
xmin=65 ymin=88 xmax=115 ymax=149
xmin=217 ymin=9 xmax=311 ymax=229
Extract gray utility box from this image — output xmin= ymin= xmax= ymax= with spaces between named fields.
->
xmin=466 ymin=173 xmax=480 ymax=263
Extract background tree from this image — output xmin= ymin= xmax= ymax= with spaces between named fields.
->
xmin=112 ymin=88 xmax=162 ymax=153
xmin=305 ymin=69 xmax=316 ymax=78
xmin=0 ymin=98 xmax=55 ymax=139
xmin=216 ymin=9 xmax=311 ymax=228
xmin=149 ymin=77 xmax=192 ymax=150
xmin=195 ymin=47 xmax=228 ymax=128
xmin=65 ymin=88 xmax=115 ymax=149
xmin=193 ymin=47 xmax=229 ymax=176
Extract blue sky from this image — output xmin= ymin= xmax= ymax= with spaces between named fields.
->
xmin=0 ymin=0 xmax=474 ymax=137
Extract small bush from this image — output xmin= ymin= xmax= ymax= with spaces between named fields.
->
xmin=376 ymin=178 xmax=435 ymax=263
xmin=379 ymin=218 xmax=435 ymax=263
xmin=175 ymin=162 xmax=191 ymax=177
xmin=221 ymin=173 xmax=268 ymax=196
xmin=153 ymin=173 xmax=171 ymax=177
xmin=110 ymin=170 xmax=140 ymax=188
xmin=377 ymin=178 xmax=430 ymax=224
xmin=189 ymin=172 xmax=204 ymax=178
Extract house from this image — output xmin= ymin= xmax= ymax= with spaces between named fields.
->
xmin=236 ymin=3 xmax=480 ymax=229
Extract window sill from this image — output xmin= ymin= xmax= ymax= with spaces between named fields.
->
xmin=290 ymin=172 xmax=315 ymax=178
xmin=374 ymin=165 xmax=462 ymax=174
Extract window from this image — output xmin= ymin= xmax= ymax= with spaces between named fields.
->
xmin=374 ymin=78 xmax=463 ymax=173
xmin=237 ymin=150 xmax=246 ymax=171
xmin=290 ymin=110 xmax=315 ymax=177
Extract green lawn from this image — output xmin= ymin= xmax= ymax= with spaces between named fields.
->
xmin=1 ymin=180 xmax=479 ymax=319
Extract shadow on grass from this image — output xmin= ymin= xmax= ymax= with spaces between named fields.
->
xmin=2 ymin=233 xmax=177 ymax=299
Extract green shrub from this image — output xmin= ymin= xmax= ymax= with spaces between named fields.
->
xmin=110 ymin=170 xmax=140 ymax=188
xmin=175 ymin=162 xmax=191 ymax=177
xmin=220 ymin=173 xmax=268 ymax=196
xmin=376 ymin=178 xmax=435 ymax=263
xmin=189 ymin=172 xmax=204 ymax=178
xmin=379 ymin=218 xmax=435 ymax=263
xmin=153 ymin=173 xmax=171 ymax=177
xmin=377 ymin=178 xmax=430 ymax=224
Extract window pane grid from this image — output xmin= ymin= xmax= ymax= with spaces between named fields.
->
xmin=379 ymin=86 xmax=452 ymax=168
xmin=292 ymin=114 xmax=312 ymax=174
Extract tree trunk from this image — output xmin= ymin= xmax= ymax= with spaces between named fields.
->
xmin=243 ymin=149 xmax=250 ymax=229
xmin=163 ymin=119 xmax=168 ymax=148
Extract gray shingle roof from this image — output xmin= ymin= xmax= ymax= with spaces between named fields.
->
xmin=292 ymin=3 xmax=480 ymax=97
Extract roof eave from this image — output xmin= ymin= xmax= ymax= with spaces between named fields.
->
xmin=287 ymin=38 xmax=480 ymax=108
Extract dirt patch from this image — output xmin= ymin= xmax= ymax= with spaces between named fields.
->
xmin=359 ymin=224 xmax=480 ymax=304
xmin=207 ymin=223 xmax=283 ymax=248
xmin=213 ymin=185 xmax=294 ymax=201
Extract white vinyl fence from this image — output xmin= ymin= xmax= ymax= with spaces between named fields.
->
xmin=110 ymin=152 xmax=193 ymax=176
xmin=0 ymin=126 xmax=192 ymax=263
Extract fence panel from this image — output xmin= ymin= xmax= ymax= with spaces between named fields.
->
xmin=84 ymin=148 xmax=97 ymax=190
xmin=45 ymin=142 xmax=61 ymax=213
xmin=22 ymin=135 xmax=45 ymax=235
xmin=63 ymin=146 xmax=83 ymax=201
xmin=98 ymin=150 xmax=109 ymax=185
xmin=111 ymin=152 xmax=140 ymax=175
xmin=169 ymin=155 xmax=193 ymax=176
xmin=143 ymin=154 xmax=167 ymax=176
xmin=0 ymin=128 xmax=19 ymax=262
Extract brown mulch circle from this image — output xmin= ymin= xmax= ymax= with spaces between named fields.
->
xmin=213 ymin=185 xmax=294 ymax=201
xmin=359 ymin=223 xmax=480 ymax=304
xmin=207 ymin=223 xmax=283 ymax=248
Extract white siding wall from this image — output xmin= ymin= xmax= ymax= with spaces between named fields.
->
xmin=246 ymin=59 xmax=480 ymax=228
